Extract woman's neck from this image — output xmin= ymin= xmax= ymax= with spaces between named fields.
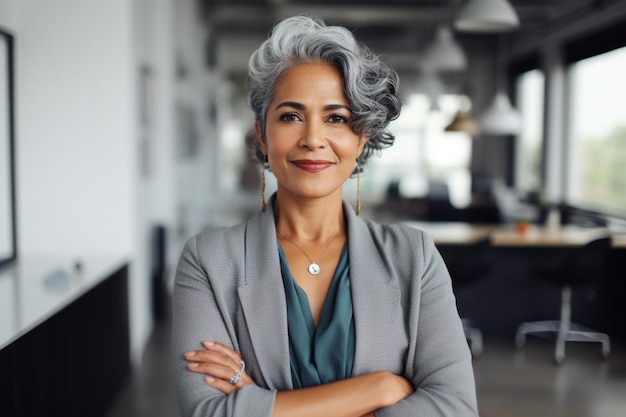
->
xmin=273 ymin=193 xmax=346 ymax=242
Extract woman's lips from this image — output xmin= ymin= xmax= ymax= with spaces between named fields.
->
xmin=291 ymin=160 xmax=334 ymax=173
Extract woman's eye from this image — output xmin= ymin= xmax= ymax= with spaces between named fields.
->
xmin=279 ymin=113 xmax=300 ymax=122
xmin=327 ymin=114 xmax=348 ymax=124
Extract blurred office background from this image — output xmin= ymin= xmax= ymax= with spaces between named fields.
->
xmin=1 ymin=0 xmax=626 ymax=416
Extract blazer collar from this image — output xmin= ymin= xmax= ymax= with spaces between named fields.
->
xmin=238 ymin=197 xmax=398 ymax=386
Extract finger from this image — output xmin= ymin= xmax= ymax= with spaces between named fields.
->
xmin=189 ymin=363 xmax=254 ymax=389
xmin=239 ymin=370 xmax=254 ymax=385
xmin=184 ymin=349 xmax=232 ymax=366
xmin=185 ymin=350 xmax=242 ymax=382
xmin=204 ymin=375 xmax=239 ymax=395
xmin=186 ymin=362 xmax=239 ymax=381
xmin=202 ymin=341 xmax=242 ymax=364
xmin=185 ymin=345 xmax=240 ymax=372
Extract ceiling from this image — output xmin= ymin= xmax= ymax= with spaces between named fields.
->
xmin=194 ymin=0 xmax=600 ymax=102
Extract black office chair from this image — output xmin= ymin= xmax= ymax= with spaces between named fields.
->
xmin=515 ymin=236 xmax=612 ymax=364
xmin=440 ymin=238 xmax=492 ymax=357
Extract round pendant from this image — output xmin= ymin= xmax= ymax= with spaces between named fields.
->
xmin=308 ymin=262 xmax=321 ymax=275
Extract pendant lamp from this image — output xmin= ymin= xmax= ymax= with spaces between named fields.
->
xmin=424 ymin=26 xmax=467 ymax=72
xmin=415 ymin=62 xmax=445 ymax=109
xmin=454 ymin=0 xmax=520 ymax=33
xmin=479 ymin=91 xmax=521 ymax=135
xmin=446 ymin=110 xmax=480 ymax=137
xmin=479 ymin=33 xmax=521 ymax=135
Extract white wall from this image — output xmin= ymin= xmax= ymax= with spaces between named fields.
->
xmin=0 ymin=0 xmax=16 ymax=29
xmin=15 ymin=0 xmax=136 ymax=257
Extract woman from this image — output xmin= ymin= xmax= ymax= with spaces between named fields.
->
xmin=173 ymin=15 xmax=478 ymax=417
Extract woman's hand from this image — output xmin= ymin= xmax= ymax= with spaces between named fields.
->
xmin=184 ymin=341 xmax=256 ymax=394
xmin=377 ymin=371 xmax=414 ymax=407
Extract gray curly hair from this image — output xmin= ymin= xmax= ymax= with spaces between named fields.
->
xmin=248 ymin=15 xmax=401 ymax=169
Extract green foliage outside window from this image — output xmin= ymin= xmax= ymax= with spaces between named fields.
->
xmin=580 ymin=125 xmax=626 ymax=210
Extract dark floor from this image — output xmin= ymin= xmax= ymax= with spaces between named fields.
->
xmin=106 ymin=322 xmax=626 ymax=417
xmin=105 ymin=320 xmax=180 ymax=417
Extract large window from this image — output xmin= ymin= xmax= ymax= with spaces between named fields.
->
xmin=566 ymin=46 xmax=626 ymax=213
xmin=514 ymin=69 xmax=544 ymax=196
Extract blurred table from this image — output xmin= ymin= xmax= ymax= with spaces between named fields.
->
xmin=404 ymin=221 xmax=626 ymax=248
xmin=403 ymin=221 xmax=497 ymax=245
xmin=490 ymin=225 xmax=626 ymax=248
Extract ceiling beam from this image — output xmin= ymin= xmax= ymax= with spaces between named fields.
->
xmin=208 ymin=4 xmax=444 ymax=31
xmin=206 ymin=2 xmax=560 ymax=31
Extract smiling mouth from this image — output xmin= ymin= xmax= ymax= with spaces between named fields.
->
xmin=291 ymin=160 xmax=334 ymax=172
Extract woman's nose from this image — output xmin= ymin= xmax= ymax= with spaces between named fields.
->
xmin=299 ymin=120 xmax=326 ymax=149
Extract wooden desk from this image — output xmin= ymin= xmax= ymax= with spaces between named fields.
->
xmin=491 ymin=225 xmax=626 ymax=248
xmin=403 ymin=221 xmax=497 ymax=245
xmin=404 ymin=221 xmax=626 ymax=248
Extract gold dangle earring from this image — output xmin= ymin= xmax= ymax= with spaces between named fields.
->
xmin=260 ymin=156 xmax=267 ymax=212
xmin=356 ymin=162 xmax=361 ymax=215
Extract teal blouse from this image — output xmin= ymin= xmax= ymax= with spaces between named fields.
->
xmin=278 ymin=242 xmax=355 ymax=389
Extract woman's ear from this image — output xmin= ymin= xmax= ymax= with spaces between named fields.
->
xmin=357 ymin=136 xmax=369 ymax=158
xmin=255 ymin=121 xmax=267 ymax=156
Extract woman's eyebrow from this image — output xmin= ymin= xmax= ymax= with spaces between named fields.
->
xmin=324 ymin=104 xmax=352 ymax=113
xmin=274 ymin=101 xmax=305 ymax=110
xmin=274 ymin=102 xmax=352 ymax=112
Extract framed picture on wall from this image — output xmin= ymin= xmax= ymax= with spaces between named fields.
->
xmin=0 ymin=27 xmax=16 ymax=268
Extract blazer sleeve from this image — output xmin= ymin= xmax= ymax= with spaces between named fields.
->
xmin=171 ymin=235 xmax=276 ymax=417
xmin=376 ymin=231 xmax=479 ymax=417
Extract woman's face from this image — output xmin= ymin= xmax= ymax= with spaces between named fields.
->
xmin=257 ymin=62 xmax=367 ymax=203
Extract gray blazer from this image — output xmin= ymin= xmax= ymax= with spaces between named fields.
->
xmin=172 ymin=199 xmax=478 ymax=417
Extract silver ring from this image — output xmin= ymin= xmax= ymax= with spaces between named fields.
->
xmin=229 ymin=360 xmax=245 ymax=385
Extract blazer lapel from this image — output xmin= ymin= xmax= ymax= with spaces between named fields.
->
xmin=345 ymin=204 xmax=404 ymax=376
xmin=237 ymin=203 xmax=293 ymax=389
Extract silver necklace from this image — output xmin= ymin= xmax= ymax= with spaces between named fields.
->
xmin=277 ymin=231 xmax=340 ymax=275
